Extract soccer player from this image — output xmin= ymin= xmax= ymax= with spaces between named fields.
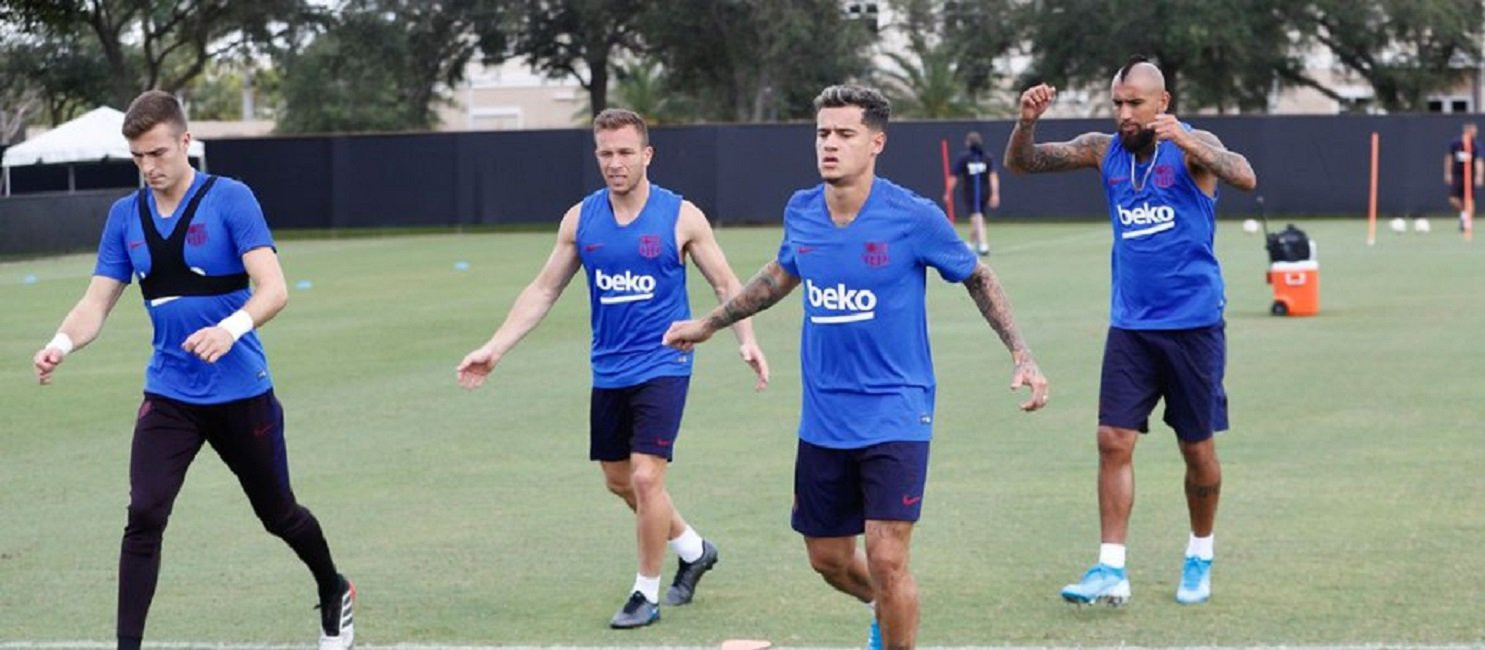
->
xmin=944 ymin=131 xmax=1000 ymax=255
xmin=455 ymin=108 xmax=769 ymax=629
xmin=31 ymin=90 xmax=355 ymax=650
xmin=664 ymin=85 xmax=1049 ymax=650
xmin=1004 ymin=56 xmax=1257 ymax=606
xmin=1444 ymin=122 xmax=1482 ymax=232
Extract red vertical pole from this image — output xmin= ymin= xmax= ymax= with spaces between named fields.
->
xmin=1366 ymin=132 xmax=1379 ymax=246
xmin=1465 ymin=134 xmax=1474 ymax=241
xmin=940 ymin=139 xmax=955 ymax=223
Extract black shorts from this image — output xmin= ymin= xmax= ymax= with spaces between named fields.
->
xmin=1098 ymin=324 xmax=1228 ymax=442
xmin=589 ymin=375 xmax=690 ymax=462
xmin=790 ymin=439 xmax=930 ymax=538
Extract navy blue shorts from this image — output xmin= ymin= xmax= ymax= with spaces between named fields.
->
xmin=1099 ymin=324 xmax=1228 ymax=442
xmin=589 ymin=375 xmax=690 ymax=462
xmin=791 ymin=439 xmax=930 ymax=538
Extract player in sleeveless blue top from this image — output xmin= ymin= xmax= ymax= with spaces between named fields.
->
xmin=457 ymin=109 xmax=768 ymax=629
xmin=665 ymin=85 xmax=1048 ymax=650
xmin=1005 ymin=56 xmax=1257 ymax=607
xmin=945 ymin=131 xmax=1001 ymax=255
xmin=31 ymin=91 xmax=354 ymax=650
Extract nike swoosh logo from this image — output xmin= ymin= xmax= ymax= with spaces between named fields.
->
xmin=656 ymin=438 xmax=672 ymax=447
xmin=584 ymin=243 xmax=605 ymax=252
xmin=902 ymin=496 xmax=922 ymax=506
xmin=128 ymin=241 xmax=145 ymax=249
xmin=252 ymin=424 xmax=273 ymax=438
xmin=798 ymin=246 xmax=817 ymax=254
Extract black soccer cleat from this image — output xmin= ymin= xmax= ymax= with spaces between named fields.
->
xmin=609 ymin=590 xmax=660 ymax=629
xmin=663 ymin=538 xmax=719 ymax=606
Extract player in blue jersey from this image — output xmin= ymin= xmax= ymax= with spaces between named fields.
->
xmin=456 ymin=108 xmax=769 ymax=629
xmin=31 ymin=91 xmax=354 ymax=650
xmin=664 ymin=85 xmax=1048 ymax=650
xmin=944 ymin=131 xmax=1000 ymax=255
xmin=1005 ymin=56 xmax=1257 ymax=606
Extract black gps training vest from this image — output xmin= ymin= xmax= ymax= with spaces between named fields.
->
xmin=135 ymin=176 xmax=249 ymax=301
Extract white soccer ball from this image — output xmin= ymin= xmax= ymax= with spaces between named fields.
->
xmin=1389 ymin=217 xmax=1407 ymax=233
xmin=1413 ymin=218 xmax=1431 ymax=234
xmin=1241 ymin=219 xmax=1259 ymax=234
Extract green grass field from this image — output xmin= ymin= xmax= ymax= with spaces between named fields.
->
xmin=2 ymin=219 xmax=1482 ymax=648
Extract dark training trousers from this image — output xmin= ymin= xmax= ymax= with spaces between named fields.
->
xmin=118 ymin=390 xmax=339 ymax=645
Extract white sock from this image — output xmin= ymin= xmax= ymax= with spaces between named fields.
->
xmin=1186 ymin=533 xmax=1214 ymax=560
xmin=865 ymin=599 xmax=876 ymax=615
xmin=632 ymin=573 xmax=661 ymax=604
xmin=669 ymin=525 xmax=704 ymax=563
xmin=1099 ymin=543 xmax=1127 ymax=569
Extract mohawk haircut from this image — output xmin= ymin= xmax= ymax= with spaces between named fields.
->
xmin=1117 ymin=54 xmax=1155 ymax=83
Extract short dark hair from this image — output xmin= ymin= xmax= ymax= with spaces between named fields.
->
xmin=965 ymin=131 xmax=983 ymax=148
xmin=592 ymin=108 xmax=649 ymax=146
xmin=122 ymin=90 xmax=187 ymax=139
xmin=1117 ymin=54 xmax=1155 ymax=83
xmin=813 ymin=85 xmax=890 ymax=132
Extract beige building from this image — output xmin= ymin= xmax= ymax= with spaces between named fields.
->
xmin=435 ymin=58 xmax=586 ymax=132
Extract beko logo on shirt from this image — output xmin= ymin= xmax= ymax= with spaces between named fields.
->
xmin=806 ymin=279 xmax=876 ymax=324
xmin=1118 ymin=203 xmax=1178 ymax=239
xmin=596 ymin=269 xmax=656 ymax=304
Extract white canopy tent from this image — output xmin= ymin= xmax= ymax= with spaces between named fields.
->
xmin=1 ymin=106 xmax=206 ymax=196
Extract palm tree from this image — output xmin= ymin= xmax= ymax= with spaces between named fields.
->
xmin=573 ymin=58 xmax=690 ymax=125
xmin=879 ymin=43 xmax=980 ymax=119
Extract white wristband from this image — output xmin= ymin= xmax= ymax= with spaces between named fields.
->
xmin=47 ymin=332 xmax=75 ymax=356
xmin=217 ymin=310 xmax=254 ymax=342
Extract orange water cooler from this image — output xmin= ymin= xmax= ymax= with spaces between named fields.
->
xmin=1267 ymin=259 xmax=1319 ymax=316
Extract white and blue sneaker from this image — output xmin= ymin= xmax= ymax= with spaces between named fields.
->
xmin=1060 ymin=563 xmax=1131 ymax=606
xmin=866 ymin=618 xmax=882 ymax=650
xmin=1175 ymin=555 xmax=1212 ymax=604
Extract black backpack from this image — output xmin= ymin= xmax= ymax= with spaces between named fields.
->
xmin=1266 ymin=224 xmax=1310 ymax=263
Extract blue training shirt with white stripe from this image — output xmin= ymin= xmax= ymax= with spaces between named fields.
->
xmin=777 ymin=177 xmax=978 ymax=449
xmin=1100 ymin=125 xmax=1225 ymax=330
xmin=93 ymin=173 xmax=276 ymax=404
xmin=576 ymin=183 xmax=692 ymax=389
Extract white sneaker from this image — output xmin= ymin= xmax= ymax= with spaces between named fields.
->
xmin=318 ymin=575 xmax=355 ymax=650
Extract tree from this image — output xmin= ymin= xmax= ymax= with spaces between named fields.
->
xmin=276 ymin=0 xmax=480 ymax=133
xmin=641 ymin=0 xmax=875 ymax=123
xmin=879 ymin=45 xmax=980 ymax=119
xmin=1282 ymin=0 xmax=1483 ymax=112
xmin=475 ymin=0 xmax=646 ymax=118
xmin=877 ymin=0 xmax=1019 ymax=119
xmin=0 ymin=22 xmax=113 ymax=139
xmin=1 ymin=0 xmax=315 ymax=110
xmin=1019 ymin=0 xmax=1299 ymax=114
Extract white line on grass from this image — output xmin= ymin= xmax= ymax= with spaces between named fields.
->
xmin=4 ymin=643 xmax=1483 ymax=650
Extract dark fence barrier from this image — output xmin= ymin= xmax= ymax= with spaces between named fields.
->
xmin=0 ymin=189 xmax=119 ymax=256
xmin=2 ymin=113 xmax=1476 ymax=256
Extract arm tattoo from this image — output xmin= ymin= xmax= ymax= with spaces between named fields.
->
xmin=1005 ymin=123 xmax=1107 ymax=174
xmin=1188 ymin=131 xmax=1256 ymax=189
xmin=963 ymin=264 xmax=1029 ymax=357
xmin=705 ymin=262 xmax=791 ymax=330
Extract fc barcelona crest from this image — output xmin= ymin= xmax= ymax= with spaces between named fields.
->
xmin=1153 ymin=164 xmax=1176 ymax=189
xmin=862 ymin=241 xmax=889 ymax=267
xmin=638 ymin=234 xmax=662 ymax=259
xmin=186 ymin=223 xmax=209 ymax=246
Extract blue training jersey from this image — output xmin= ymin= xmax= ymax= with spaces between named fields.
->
xmin=777 ymin=177 xmax=978 ymax=449
xmin=576 ymin=183 xmax=692 ymax=389
xmin=1100 ymin=127 xmax=1225 ymax=329
xmin=93 ymin=172 xmax=276 ymax=404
